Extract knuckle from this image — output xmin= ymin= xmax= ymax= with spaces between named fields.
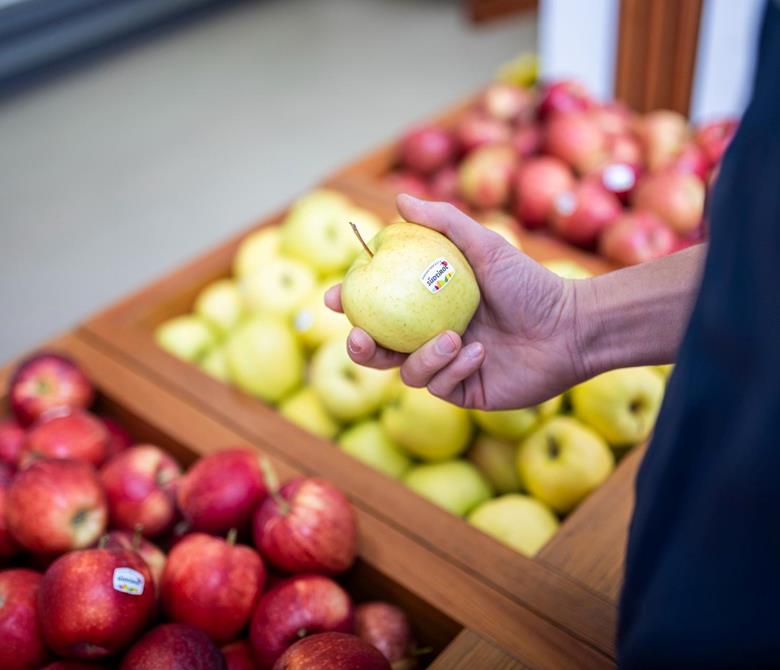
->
xmin=400 ymin=364 xmax=424 ymax=388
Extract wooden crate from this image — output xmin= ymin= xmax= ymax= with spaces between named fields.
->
xmin=80 ymin=187 xmax=639 ymax=665
xmin=2 ymin=332 xmax=617 ymax=669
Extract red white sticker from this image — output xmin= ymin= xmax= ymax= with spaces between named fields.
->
xmin=420 ymin=258 xmax=455 ymax=294
xmin=113 ymin=567 xmax=145 ymax=596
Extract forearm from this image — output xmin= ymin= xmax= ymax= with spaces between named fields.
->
xmin=573 ymin=244 xmax=707 ymax=377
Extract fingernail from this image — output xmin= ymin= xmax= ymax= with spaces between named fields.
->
xmin=435 ymin=333 xmax=458 ymax=355
xmin=348 ymin=339 xmax=362 ymax=355
xmin=465 ymin=342 xmax=484 ymax=360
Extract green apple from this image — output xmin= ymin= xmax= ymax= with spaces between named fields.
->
xmin=310 ymin=338 xmax=396 ymax=422
xmin=293 ymin=280 xmax=353 ymax=349
xmin=403 ymin=460 xmax=492 ymax=516
xmin=338 ymin=420 xmax=411 ymax=478
xmin=193 ymin=278 xmax=245 ymax=334
xmin=233 ymin=227 xmax=282 ymax=278
xmin=241 ymin=257 xmax=316 ymax=318
xmin=517 ymin=416 xmax=614 ymax=514
xmin=468 ymin=494 xmax=559 ymax=557
xmin=224 ymin=315 xmax=304 ymax=403
xmin=467 ymin=434 xmax=522 ymax=494
xmin=570 ymin=367 xmax=665 ymax=446
xmin=542 ymin=259 xmax=592 ymax=279
xmin=653 ymin=364 xmax=673 ymax=380
xmin=154 ymin=315 xmax=216 ymax=363
xmin=472 ymin=394 xmax=562 ymax=441
xmin=280 ymin=190 xmax=371 ymax=276
xmin=381 ymin=385 xmax=473 ymax=462
xmin=279 ymin=387 xmax=340 ymax=439
xmin=341 ymin=222 xmax=480 ymax=353
xmin=200 ymin=346 xmax=230 ymax=382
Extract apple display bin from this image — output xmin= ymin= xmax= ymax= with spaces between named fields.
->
xmin=80 ymin=186 xmax=642 ymax=668
xmin=3 ymin=331 xmax=625 ymax=670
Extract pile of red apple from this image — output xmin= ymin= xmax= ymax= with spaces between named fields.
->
xmin=0 ymin=352 xmax=423 ymax=670
xmin=388 ymin=79 xmax=737 ymax=264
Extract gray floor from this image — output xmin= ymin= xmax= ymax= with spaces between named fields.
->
xmin=0 ymin=0 xmax=536 ymax=361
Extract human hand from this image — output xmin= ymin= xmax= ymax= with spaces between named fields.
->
xmin=325 ymin=195 xmax=588 ymax=410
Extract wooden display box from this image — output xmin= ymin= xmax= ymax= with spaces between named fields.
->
xmin=2 ymin=332 xmax=617 ymax=669
xmin=80 ymin=188 xmax=640 ymax=667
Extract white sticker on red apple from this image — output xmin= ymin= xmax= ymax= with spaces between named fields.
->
xmin=112 ymin=567 xmax=145 ymax=596
xmin=420 ymin=258 xmax=455 ymax=294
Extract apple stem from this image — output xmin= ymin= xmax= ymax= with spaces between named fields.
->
xmin=132 ymin=524 xmax=143 ymax=551
xmin=297 ymin=628 xmax=307 ymax=639
xmin=411 ymin=646 xmax=433 ymax=657
xmin=98 ymin=535 xmax=109 ymax=549
xmin=350 ymin=222 xmax=373 ymax=258
xmin=259 ymin=456 xmax=290 ymax=514
xmin=226 ymin=528 xmax=238 ymax=545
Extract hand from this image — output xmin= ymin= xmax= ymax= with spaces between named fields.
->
xmin=325 ymin=195 xmax=587 ymax=410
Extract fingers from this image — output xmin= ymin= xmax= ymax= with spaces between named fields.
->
xmin=399 ymin=331 xmax=462 ymax=388
xmin=427 ymin=342 xmax=486 ymax=401
xmin=346 ymin=328 xmax=406 ymax=369
xmin=324 ymin=284 xmax=343 ymax=313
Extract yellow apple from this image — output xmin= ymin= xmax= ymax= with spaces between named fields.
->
xmin=193 ymin=278 xmax=245 ymax=335
xmin=653 ymin=364 xmax=674 ymax=380
xmin=467 ymin=433 xmax=522 ymax=494
xmin=542 ymin=259 xmax=592 ymax=279
xmin=479 ymin=211 xmax=523 ymax=248
xmin=338 ymin=420 xmax=411 ymax=479
xmin=200 ymin=346 xmax=229 ymax=382
xmin=232 ymin=227 xmax=282 ymax=278
xmin=279 ymin=387 xmax=340 ymax=439
xmin=472 ymin=394 xmax=562 ymax=441
xmin=293 ymin=280 xmax=353 ymax=349
xmin=154 ymin=315 xmax=216 ymax=363
xmin=403 ymin=460 xmax=492 ymax=516
xmin=241 ymin=258 xmax=316 ymax=318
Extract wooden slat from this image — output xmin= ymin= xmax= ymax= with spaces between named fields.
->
xmin=430 ymin=629 xmax=529 ymax=670
xmin=465 ymin=0 xmax=538 ymax=23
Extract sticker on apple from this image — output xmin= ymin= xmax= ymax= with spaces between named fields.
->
xmin=420 ymin=258 xmax=455 ymax=294
xmin=112 ymin=567 xmax=145 ymax=596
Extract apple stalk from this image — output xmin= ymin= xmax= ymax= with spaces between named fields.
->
xmin=350 ymin=222 xmax=373 ymax=258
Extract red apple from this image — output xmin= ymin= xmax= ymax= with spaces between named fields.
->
xmin=21 ymin=410 xmax=109 ymax=468
xmin=0 ymin=465 xmax=20 ymax=561
xmin=588 ymin=102 xmax=633 ymax=138
xmin=6 ymin=459 xmax=107 ymax=554
xmin=120 ymin=623 xmax=226 ymax=670
xmin=162 ymin=531 xmax=266 ymax=644
xmin=454 ymin=112 xmax=511 ymax=152
xmin=544 ymin=111 xmax=608 ymax=174
xmin=668 ymin=141 xmax=710 ymax=181
xmin=605 ymin=133 xmax=643 ymax=167
xmin=0 ymin=419 xmax=25 ymax=467
xmin=695 ymin=118 xmax=738 ymax=166
xmin=9 ymin=352 xmax=94 ymax=427
xmin=594 ymin=162 xmax=641 ymax=204
xmin=428 ymin=166 xmax=459 ymax=201
xmin=42 ymin=663 xmax=110 ymax=669
xmin=457 ymin=144 xmax=516 ymax=209
xmin=101 ymin=417 xmax=133 ymax=459
xmin=103 ymin=530 xmax=167 ymax=594
xmin=177 ymin=448 xmax=270 ymax=535
xmin=253 ymin=477 xmax=356 ymax=575
xmin=635 ymin=109 xmax=689 ymax=172
xmin=383 ymin=171 xmax=430 ymax=199
xmin=355 ymin=602 xmax=416 ymax=666
xmin=481 ymin=82 xmax=535 ymax=124
xmin=250 ymin=575 xmax=354 ymax=669
xmin=38 ymin=545 xmax=155 ymax=659
xmin=100 ymin=444 xmax=181 ymax=537
xmin=398 ymin=125 xmax=457 ymax=174
xmin=599 ymin=211 xmax=677 ymax=265
xmin=0 ymin=569 xmax=48 ymax=669
xmin=511 ymin=123 xmax=542 ymax=158
xmin=550 ymin=180 xmax=622 ymax=248
xmin=632 ymin=171 xmax=705 ymax=234
xmin=537 ymin=79 xmax=592 ymax=119
xmin=512 ymin=156 xmax=574 ymax=228
xmin=273 ymin=632 xmax=390 ymax=670
xmin=222 ymin=641 xmax=256 ymax=670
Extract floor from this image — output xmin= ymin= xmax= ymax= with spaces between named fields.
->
xmin=0 ymin=0 xmax=536 ymax=361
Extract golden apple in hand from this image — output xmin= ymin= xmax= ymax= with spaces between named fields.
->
xmin=279 ymin=387 xmax=340 ymax=439
xmin=233 ymin=227 xmax=281 ymax=278
xmin=517 ymin=416 xmax=614 ymax=513
xmin=341 ymin=222 xmax=480 ymax=353
xmin=403 ymin=460 xmax=492 ymax=516
xmin=338 ymin=420 xmax=411 ymax=479
xmin=472 ymin=394 xmax=562 ymax=441
xmin=467 ymin=434 xmax=522 ymax=494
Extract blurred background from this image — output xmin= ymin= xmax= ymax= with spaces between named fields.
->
xmin=0 ymin=0 xmax=763 ymax=361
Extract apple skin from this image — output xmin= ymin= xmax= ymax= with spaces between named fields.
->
xmin=6 ymin=459 xmax=107 ymax=554
xmin=194 ymin=279 xmax=245 ymax=335
xmin=632 ymin=171 xmax=705 ymax=234
xmin=383 ymin=171 xmax=430 ymax=199
xmin=593 ymin=160 xmax=641 ymax=204
xmin=0 ymin=419 xmax=25 ymax=466
xmin=0 ymin=569 xmax=48 ymax=670
xmin=457 ymin=144 xmax=516 ymax=209
xmin=293 ymin=281 xmax=353 ymax=351
xmin=233 ymin=227 xmax=282 ymax=278
xmin=241 ymin=258 xmax=316 ymax=319
xmin=399 ymin=125 xmax=457 ymax=175
xmin=0 ymin=464 xmax=21 ymax=560
xmin=550 ymin=180 xmax=622 ymax=248
xmin=403 ymin=460 xmax=492 ymax=516
xmin=21 ymin=410 xmax=109 ymax=468
xmin=250 ymin=574 xmax=354 ymax=670
xmin=599 ymin=211 xmax=677 ymax=265
xmin=588 ymin=103 xmax=633 ymax=139
xmin=467 ymin=434 xmax=522 ymax=495
xmin=635 ymin=109 xmax=689 ymax=172
xmin=177 ymin=448 xmax=270 ymax=535
xmin=279 ymin=387 xmax=341 ymax=440
xmin=103 ymin=530 xmax=166 ymax=595
xmin=355 ymin=601 xmax=415 ymax=666
xmin=161 ymin=532 xmax=266 ymax=644
xmin=100 ymin=444 xmax=181 ymax=538
xmin=512 ymin=123 xmax=542 ymax=158
xmin=481 ymin=82 xmax=535 ymax=124
xmin=467 ymin=494 xmax=559 ymax=557
xmin=544 ymin=111 xmax=608 ymax=174
xmin=341 ymin=222 xmax=480 ymax=354
xmin=542 ymin=259 xmax=592 ymax=279
xmin=253 ymin=477 xmax=357 ymax=575
xmin=42 ymin=662 xmax=110 ymax=669
xmin=695 ymin=118 xmax=738 ymax=166
xmin=472 ymin=394 xmax=562 ymax=441
xmin=222 ymin=641 xmax=256 ymax=670
xmin=429 ymin=166 xmax=459 ymax=202
xmin=154 ymin=315 xmax=217 ymax=364
xmin=537 ymin=80 xmax=591 ymax=119
xmin=454 ymin=112 xmax=512 ymax=152
xmin=38 ymin=546 xmax=155 ymax=659
xmin=100 ymin=417 xmax=133 ymax=460
xmin=9 ymin=352 xmax=94 ymax=427
xmin=120 ymin=623 xmax=227 ymax=670
xmin=512 ymin=156 xmax=574 ymax=228
xmin=668 ymin=142 xmax=710 ymax=182
xmin=273 ymin=632 xmax=391 ymax=670
xmin=338 ymin=420 xmax=411 ymax=479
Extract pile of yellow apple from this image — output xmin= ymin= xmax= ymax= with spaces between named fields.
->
xmin=154 ymin=189 xmax=670 ymax=559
